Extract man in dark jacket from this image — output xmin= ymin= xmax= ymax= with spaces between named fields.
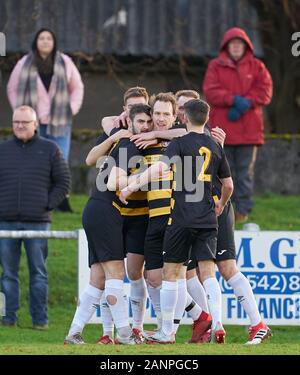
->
xmin=0 ymin=105 xmax=71 ymax=328
xmin=203 ymin=27 xmax=273 ymax=222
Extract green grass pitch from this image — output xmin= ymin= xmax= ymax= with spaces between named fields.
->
xmin=0 ymin=194 xmax=300 ymax=355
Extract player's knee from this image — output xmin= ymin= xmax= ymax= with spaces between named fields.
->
xmin=106 ymin=295 xmax=117 ymax=305
xmin=90 ymin=273 xmax=105 ymax=289
xmin=186 ymin=269 xmax=197 ymax=280
xmin=162 ymin=268 xmax=177 ymax=282
xmin=127 ymin=268 xmax=143 ymax=281
xmin=198 ymin=262 xmax=215 ymax=282
xmin=147 ymin=276 xmax=161 ymax=289
xmin=199 ymin=271 xmax=214 ymax=283
xmin=105 ymin=269 xmax=125 ymax=280
xmin=218 ymin=261 xmax=239 ymax=281
xmin=90 ymin=278 xmax=105 ymax=290
xmin=178 ymin=267 xmax=187 ymax=279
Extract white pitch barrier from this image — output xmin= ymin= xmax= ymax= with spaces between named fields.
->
xmin=0 ymin=230 xmax=78 ymax=239
xmin=78 ymin=229 xmax=300 ymax=326
xmin=1 ymin=229 xmax=299 ymax=326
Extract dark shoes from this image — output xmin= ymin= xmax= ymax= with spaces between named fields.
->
xmin=1 ymin=320 xmax=48 ymax=329
xmin=32 ymin=324 xmax=49 ymax=330
xmin=1 ymin=320 xmax=17 ymax=327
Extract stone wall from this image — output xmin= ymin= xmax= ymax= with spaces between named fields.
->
xmin=69 ymin=132 xmax=300 ymax=195
xmin=0 ymin=130 xmax=299 ymax=195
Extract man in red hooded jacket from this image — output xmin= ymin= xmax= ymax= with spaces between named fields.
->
xmin=203 ymin=27 xmax=273 ymax=222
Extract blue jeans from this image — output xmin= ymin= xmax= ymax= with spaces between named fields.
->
xmin=0 ymin=222 xmax=50 ymax=325
xmin=39 ymin=124 xmax=71 ymax=161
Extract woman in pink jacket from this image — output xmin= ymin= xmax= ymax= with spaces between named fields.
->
xmin=203 ymin=27 xmax=273 ymax=223
xmin=7 ymin=28 xmax=84 ymax=162
xmin=7 ymin=28 xmax=84 ymax=212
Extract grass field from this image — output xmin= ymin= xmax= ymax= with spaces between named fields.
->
xmin=0 ymin=194 xmax=300 ymax=355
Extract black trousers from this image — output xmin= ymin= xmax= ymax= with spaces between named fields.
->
xmin=224 ymin=145 xmax=257 ymax=215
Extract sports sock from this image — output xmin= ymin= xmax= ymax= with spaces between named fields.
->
xmin=185 ymin=292 xmax=202 ymax=321
xmin=68 ymin=284 xmax=103 ymax=336
xmin=187 ymin=275 xmax=209 ymax=312
xmin=100 ymin=293 xmax=114 ymax=338
xmin=227 ymin=272 xmax=261 ymax=326
xmin=129 ymin=277 xmax=147 ymax=330
xmin=203 ymin=277 xmax=222 ymax=329
xmin=160 ymin=280 xmax=178 ymax=336
xmin=173 ymin=279 xmax=187 ymax=333
xmin=147 ymin=284 xmax=162 ymax=329
xmin=105 ymin=279 xmax=131 ymax=337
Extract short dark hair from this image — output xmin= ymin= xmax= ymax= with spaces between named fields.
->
xmin=184 ymin=99 xmax=210 ymax=126
xmin=150 ymin=92 xmax=177 ymax=115
xmin=124 ymin=87 xmax=149 ymax=105
xmin=129 ymin=104 xmax=152 ymax=122
xmin=175 ymin=90 xmax=200 ymax=100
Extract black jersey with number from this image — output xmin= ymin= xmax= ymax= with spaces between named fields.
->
xmin=203 ymin=125 xmax=224 ymax=201
xmin=174 ymin=124 xmax=224 ymax=201
xmin=164 ymin=132 xmax=231 ymax=228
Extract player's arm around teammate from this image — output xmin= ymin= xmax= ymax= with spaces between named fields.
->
xmin=86 ymin=129 xmax=131 ymax=167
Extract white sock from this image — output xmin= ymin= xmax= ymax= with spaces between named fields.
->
xmin=123 ymin=294 xmax=130 ymax=323
xmin=105 ymin=279 xmax=130 ymax=337
xmin=173 ymin=279 xmax=187 ymax=333
xmin=203 ymin=277 xmax=222 ymax=329
xmin=129 ymin=277 xmax=147 ymax=330
xmin=100 ymin=293 xmax=114 ymax=338
xmin=147 ymin=284 xmax=162 ymax=329
xmin=160 ymin=281 xmax=178 ymax=336
xmin=68 ymin=284 xmax=103 ymax=336
xmin=227 ymin=272 xmax=261 ymax=326
xmin=185 ymin=293 xmax=202 ymax=321
xmin=117 ymin=294 xmax=131 ymax=338
xmin=187 ymin=275 xmax=209 ymax=312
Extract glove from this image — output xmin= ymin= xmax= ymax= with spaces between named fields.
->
xmin=228 ymin=107 xmax=242 ymax=121
xmin=233 ymin=95 xmax=252 ymax=113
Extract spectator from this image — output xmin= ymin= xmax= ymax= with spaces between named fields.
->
xmin=7 ymin=28 xmax=83 ymax=212
xmin=203 ymin=27 xmax=273 ymax=223
xmin=0 ymin=106 xmax=71 ymax=328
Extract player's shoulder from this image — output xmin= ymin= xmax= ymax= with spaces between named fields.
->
xmin=196 ymin=133 xmax=224 ymax=158
xmin=182 ymin=131 xmax=211 ymax=143
xmin=199 ymin=133 xmax=220 ymax=147
xmin=118 ymin=138 xmax=141 ymax=155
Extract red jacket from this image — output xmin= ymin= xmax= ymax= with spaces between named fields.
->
xmin=203 ymin=28 xmax=273 ymax=145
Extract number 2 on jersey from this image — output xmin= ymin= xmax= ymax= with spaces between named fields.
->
xmin=198 ymin=146 xmax=212 ymax=182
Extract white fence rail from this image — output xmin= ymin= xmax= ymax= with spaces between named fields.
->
xmin=0 ymin=230 xmax=78 ymax=239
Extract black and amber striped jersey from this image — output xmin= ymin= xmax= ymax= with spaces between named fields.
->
xmin=164 ymin=132 xmax=231 ymax=228
xmin=113 ymin=185 xmax=149 ymax=217
xmin=110 ymin=137 xmax=149 ymax=217
xmin=141 ymin=141 xmax=173 ymax=218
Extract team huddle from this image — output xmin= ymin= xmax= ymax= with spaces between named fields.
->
xmin=64 ymin=87 xmax=272 ymax=346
